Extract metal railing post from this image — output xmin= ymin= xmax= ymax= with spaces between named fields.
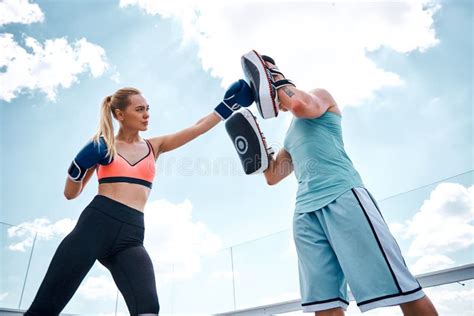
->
xmin=230 ymin=247 xmax=237 ymax=310
xmin=18 ymin=233 xmax=37 ymax=309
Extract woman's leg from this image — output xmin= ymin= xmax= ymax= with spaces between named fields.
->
xmin=25 ymin=202 xmax=123 ymax=316
xmin=100 ymin=245 xmax=159 ymax=315
xmin=24 ymin=228 xmax=98 ymax=315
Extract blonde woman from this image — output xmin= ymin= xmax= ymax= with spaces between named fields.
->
xmin=25 ymin=80 xmax=253 ymax=316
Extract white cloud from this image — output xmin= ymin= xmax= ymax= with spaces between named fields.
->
xmin=389 ymin=183 xmax=473 ymax=274
xmin=402 ymin=183 xmax=473 ymax=257
xmin=0 ymin=33 xmax=109 ymax=102
xmin=0 ymin=0 xmax=44 ymax=26
xmin=424 ymin=285 xmax=474 ymax=316
xmin=77 ymin=275 xmax=117 ymax=300
xmin=0 ymin=0 xmax=112 ymax=101
xmin=143 ymin=198 xmax=223 ymax=282
xmin=6 ymin=198 xmax=221 ymax=283
xmin=110 ymin=70 xmax=121 ymax=83
xmin=411 ymin=254 xmax=455 ymax=274
xmin=119 ymin=0 xmax=439 ymax=107
xmin=388 ymin=222 xmax=405 ymax=236
xmin=7 ymin=217 xmax=76 ymax=252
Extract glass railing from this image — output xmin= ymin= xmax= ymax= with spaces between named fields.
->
xmin=1 ymin=171 xmax=472 ymax=315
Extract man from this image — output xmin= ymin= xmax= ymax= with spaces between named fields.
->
xmin=231 ymin=50 xmax=438 ymax=315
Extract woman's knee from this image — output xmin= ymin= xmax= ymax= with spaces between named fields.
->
xmin=138 ymin=299 xmax=159 ymax=315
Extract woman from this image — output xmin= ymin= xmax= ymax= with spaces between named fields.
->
xmin=25 ymin=81 xmax=253 ymax=316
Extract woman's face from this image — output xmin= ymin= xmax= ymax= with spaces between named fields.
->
xmin=118 ymin=94 xmax=150 ymax=131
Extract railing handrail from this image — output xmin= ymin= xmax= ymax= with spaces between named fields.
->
xmin=214 ymin=263 xmax=474 ymax=316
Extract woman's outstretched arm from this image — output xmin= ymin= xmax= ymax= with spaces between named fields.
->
xmin=149 ymin=112 xmax=221 ymax=154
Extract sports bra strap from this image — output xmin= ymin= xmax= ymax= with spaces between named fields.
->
xmin=144 ymin=139 xmax=156 ymax=159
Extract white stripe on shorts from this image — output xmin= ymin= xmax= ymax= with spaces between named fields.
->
xmin=359 ymin=288 xmax=425 ymax=312
xmin=351 ymin=187 xmax=421 ymax=295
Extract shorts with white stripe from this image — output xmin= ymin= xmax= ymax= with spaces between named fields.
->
xmin=293 ymin=187 xmax=425 ymax=313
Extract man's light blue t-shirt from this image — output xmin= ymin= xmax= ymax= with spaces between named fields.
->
xmin=284 ymin=111 xmax=364 ymax=213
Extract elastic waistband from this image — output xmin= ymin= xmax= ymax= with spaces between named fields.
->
xmin=87 ymin=195 xmax=144 ymax=228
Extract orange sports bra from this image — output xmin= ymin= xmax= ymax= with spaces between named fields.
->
xmin=97 ymin=139 xmax=156 ymax=189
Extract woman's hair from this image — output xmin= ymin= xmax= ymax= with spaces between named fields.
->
xmin=92 ymin=87 xmax=141 ymax=160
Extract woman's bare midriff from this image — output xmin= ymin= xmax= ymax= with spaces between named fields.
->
xmin=98 ymin=183 xmax=150 ymax=212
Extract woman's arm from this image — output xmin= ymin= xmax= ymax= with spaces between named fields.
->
xmin=64 ymin=166 xmax=96 ymax=200
xmin=264 ymin=149 xmax=294 ymax=185
xmin=148 ymin=79 xmax=254 ymax=155
xmin=149 ymin=112 xmax=221 ymax=154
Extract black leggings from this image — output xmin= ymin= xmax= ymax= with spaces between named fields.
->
xmin=25 ymin=195 xmax=160 ymax=316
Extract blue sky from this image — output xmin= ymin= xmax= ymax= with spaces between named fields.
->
xmin=1 ymin=0 xmax=472 ymax=315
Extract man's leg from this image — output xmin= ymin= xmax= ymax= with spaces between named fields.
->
xmin=293 ymin=211 xmax=349 ymax=314
xmin=400 ymin=296 xmax=438 ymax=316
xmin=315 ymin=307 xmax=345 ymax=316
xmin=317 ymin=188 xmax=429 ymax=313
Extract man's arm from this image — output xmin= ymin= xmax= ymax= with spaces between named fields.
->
xmin=279 ymin=87 xmax=337 ymax=119
xmin=264 ymin=60 xmax=338 ymax=118
xmin=264 ymin=148 xmax=294 ymax=185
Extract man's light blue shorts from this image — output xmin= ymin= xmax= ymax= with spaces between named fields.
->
xmin=293 ymin=187 xmax=425 ymax=313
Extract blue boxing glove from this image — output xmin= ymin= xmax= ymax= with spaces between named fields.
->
xmin=68 ymin=137 xmax=112 ymax=182
xmin=214 ymin=79 xmax=254 ymax=120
